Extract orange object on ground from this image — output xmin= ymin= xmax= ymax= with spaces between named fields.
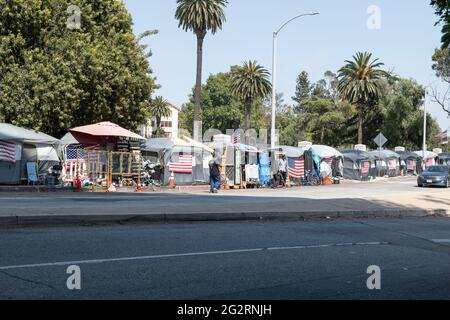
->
xmin=169 ymin=172 xmax=175 ymax=188
xmin=323 ymin=177 xmax=332 ymax=185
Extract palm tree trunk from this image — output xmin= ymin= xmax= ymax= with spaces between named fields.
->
xmin=358 ymin=105 xmax=363 ymax=145
xmin=194 ymin=30 xmax=206 ymax=139
xmin=156 ymin=116 xmax=161 ymax=132
xmin=245 ymin=97 xmax=253 ymax=131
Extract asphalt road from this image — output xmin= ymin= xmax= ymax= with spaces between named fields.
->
xmin=1 ymin=217 xmax=450 ymax=299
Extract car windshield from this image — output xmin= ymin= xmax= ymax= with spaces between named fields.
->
xmin=426 ymin=166 xmax=448 ymax=173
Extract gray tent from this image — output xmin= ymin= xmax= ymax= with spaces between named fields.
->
xmin=369 ymin=150 xmax=400 ymax=177
xmin=341 ymin=150 xmax=375 ymax=181
xmin=438 ymin=153 xmax=450 ymax=166
xmin=397 ymin=151 xmax=422 ymax=175
xmin=0 ymin=123 xmax=61 ymax=184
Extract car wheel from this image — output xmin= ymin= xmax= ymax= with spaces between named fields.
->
xmin=418 ymin=183 xmax=423 ymax=188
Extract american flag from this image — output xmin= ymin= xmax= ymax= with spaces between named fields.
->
xmin=388 ymin=159 xmax=397 ymax=170
xmin=66 ymin=145 xmax=99 ymax=161
xmin=426 ymin=158 xmax=435 ymax=166
xmin=0 ymin=140 xmax=16 ymax=163
xmin=407 ymin=160 xmax=415 ymax=171
xmin=233 ymin=129 xmax=241 ymax=144
xmin=361 ymin=161 xmax=370 ymax=175
xmin=169 ymin=154 xmax=193 ymax=173
xmin=288 ymin=158 xmax=305 ymax=178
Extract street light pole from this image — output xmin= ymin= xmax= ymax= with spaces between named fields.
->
xmin=271 ymin=12 xmax=319 ymax=149
xmin=423 ymin=102 xmax=427 ymax=161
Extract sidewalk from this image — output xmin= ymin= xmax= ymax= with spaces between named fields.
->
xmin=0 ymin=186 xmax=448 ymax=228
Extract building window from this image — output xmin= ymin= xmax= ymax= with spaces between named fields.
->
xmin=161 ymin=121 xmax=172 ymax=128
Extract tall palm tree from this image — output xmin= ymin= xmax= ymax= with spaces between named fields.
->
xmin=175 ymin=0 xmax=228 ymax=138
xmin=149 ymin=96 xmax=171 ymax=133
xmin=337 ymin=52 xmax=387 ymax=144
xmin=230 ymin=61 xmax=272 ymax=130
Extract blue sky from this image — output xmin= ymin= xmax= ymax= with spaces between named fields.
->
xmin=124 ymin=0 xmax=449 ymax=130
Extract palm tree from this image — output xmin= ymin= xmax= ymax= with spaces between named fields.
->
xmin=337 ymin=52 xmax=387 ymax=144
xmin=230 ymin=61 xmax=272 ymax=130
xmin=149 ymin=96 xmax=171 ymax=133
xmin=175 ymin=0 xmax=228 ymax=138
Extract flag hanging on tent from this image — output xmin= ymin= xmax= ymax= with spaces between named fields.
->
xmin=288 ymin=158 xmax=305 ymax=178
xmin=388 ymin=159 xmax=397 ymax=170
xmin=0 ymin=140 xmax=16 ymax=163
xmin=169 ymin=154 xmax=193 ymax=173
xmin=361 ymin=161 xmax=370 ymax=175
xmin=407 ymin=160 xmax=415 ymax=171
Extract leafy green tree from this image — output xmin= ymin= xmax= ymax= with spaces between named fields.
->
xmin=0 ymin=0 xmax=158 ymax=137
xmin=337 ymin=52 xmax=388 ymax=144
xmin=431 ymin=0 xmax=450 ymax=48
xmin=149 ymin=96 xmax=171 ymax=133
xmin=175 ymin=0 xmax=228 ymax=138
xmin=230 ymin=61 xmax=272 ymax=130
xmin=292 ymin=71 xmax=311 ymax=112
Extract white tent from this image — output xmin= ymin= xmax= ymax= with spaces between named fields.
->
xmin=312 ymin=145 xmax=343 ymax=159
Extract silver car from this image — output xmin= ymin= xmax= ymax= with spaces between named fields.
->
xmin=417 ymin=165 xmax=450 ymax=188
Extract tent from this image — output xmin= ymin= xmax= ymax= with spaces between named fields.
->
xmin=312 ymin=145 xmax=344 ymax=178
xmin=142 ymin=138 xmax=213 ymax=185
xmin=414 ymin=151 xmax=438 ymax=168
xmin=271 ymin=146 xmax=320 ymax=183
xmin=369 ymin=150 xmax=401 ymax=177
xmin=0 ymin=123 xmax=61 ymax=185
xmin=208 ymin=140 xmax=260 ymax=185
xmin=438 ymin=153 xmax=450 ymax=166
xmin=397 ymin=151 xmax=422 ymax=175
xmin=341 ymin=150 xmax=375 ymax=181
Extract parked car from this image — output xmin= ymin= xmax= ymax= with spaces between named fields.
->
xmin=417 ymin=165 xmax=450 ymax=188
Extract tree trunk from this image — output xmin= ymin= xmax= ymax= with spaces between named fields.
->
xmin=194 ymin=30 xmax=206 ymax=140
xmin=245 ymin=97 xmax=253 ymax=131
xmin=156 ymin=116 xmax=161 ymax=132
xmin=358 ymin=104 xmax=363 ymax=145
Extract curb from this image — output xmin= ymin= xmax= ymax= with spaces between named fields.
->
xmin=0 ymin=208 xmax=448 ymax=228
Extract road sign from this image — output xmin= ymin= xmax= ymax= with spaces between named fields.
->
xmin=374 ymin=133 xmax=388 ymax=148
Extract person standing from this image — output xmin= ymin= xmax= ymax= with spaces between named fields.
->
xmin=209 ymin=154 xmax=221 ymax=193
xmin=278 ymin=154 xmax=288 ymax=187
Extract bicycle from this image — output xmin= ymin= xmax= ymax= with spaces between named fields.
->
xmin=304 ymin=170 xmax=322 ymax=186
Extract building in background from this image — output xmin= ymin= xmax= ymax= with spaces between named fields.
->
xmin=138 ymin=103 xmax=180 ymax=139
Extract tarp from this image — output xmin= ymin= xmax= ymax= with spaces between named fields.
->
xmin=0 ymin=123 xmax=59 ymax=145
xmin=369 ymin=150 xmax=400 ymax=160
xmin=414 ymin=150 xmax=438 ymax=160
xmin=312 ymin=145 xmax=343 ymax=159
xmin=179 ymin=136 xmax=214 ymax=154
xmin=60 ymin=132 xmax=80 ymax=146
xmin=397 ymin=151 xmax=422 ymax=161
xmin=272 ymin=146 xmax=307 ymax=158
xmin=70 ymin=122 xmax=145 ymax=140
xmin=258 ymin=151 xmax=271 ymax=186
